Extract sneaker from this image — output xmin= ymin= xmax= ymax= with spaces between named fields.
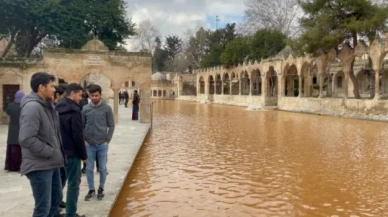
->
xmin=59 ymin=201 xmax=66 ymax=208
xmin=97 ymin=188 xmax=104 ymax=200
xmin=85 ymin=190 xmax=95 ymax=201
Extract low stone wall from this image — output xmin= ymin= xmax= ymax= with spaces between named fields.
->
xmin=278 ymin=97 xmax=388 ymax=122
xmin=212 ymin=95 xmax=264 ymax=106
xmin=176 ymin=95 xmax=197 ymax=101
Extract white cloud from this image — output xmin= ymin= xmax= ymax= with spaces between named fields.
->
xmin=123 ymin=0 xmax=245 ymax=50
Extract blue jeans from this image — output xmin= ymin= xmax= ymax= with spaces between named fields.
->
xmin=86 ymin=144 xmax=108 ymax=190
xmin=65 ymin=157 xmax=82 ymax=217
xmin=26 ymin=168 xmax=62 ymax=217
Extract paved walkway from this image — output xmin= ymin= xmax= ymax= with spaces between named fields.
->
xmin=0 ymin=106 xmax=150 ymax=217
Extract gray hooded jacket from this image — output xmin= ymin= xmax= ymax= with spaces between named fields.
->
xmin=19 ymin=92 xmax=65 ymax=175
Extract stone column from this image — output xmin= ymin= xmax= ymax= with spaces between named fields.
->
xmin=344 ymin=72 xmax=349 ymax=99
xmin=221 ymin=79 xmax=224 ymax=95
xmin=112 ymin=87 xmax=120 ymax=124
xmin=262 ymin=76 xmax=268 ymax=104
xmin=318 ymin=75 xmax=324 ymax=98
xmin=249 ymin=78 xmax=253 ymax=96
xmin=229 ymin=79 xmax=232 ymax=95
xmin=298 ymin=75 xmax=302 ymax=97
xmin=205 ymin=80 xmax=209 ymax=95
xmin=374 ymin=67 xmax=380 ymax=100
xmin=214 ymin=81 xmax=216 ymax=95
xmin=139 ymin=88 xmax=151 ymax=123
xmin=239 ymin=79 xmax=241 ymax=95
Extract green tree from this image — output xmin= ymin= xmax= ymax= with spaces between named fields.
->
xmin=164 ymin=35 xmax=183 ymax=60
xmin=1 ymin=0 xmax=135 ymax=57
xmin=152 ymin=37 xmax=167 ymax=72
xmin=202 ymin=23 xmax=238 ymax=67
xmin=202 ymin=44 xmax=224 ymax=67
xmin=250 ymin=29 xmax=287 ymax=60
xmin=297 ymin=0 xmax=388 ymax=98
xmin=220 ymin=37 xmax=250 ymax=67
xmin=0 ymin=0 xmax=29 ymax=57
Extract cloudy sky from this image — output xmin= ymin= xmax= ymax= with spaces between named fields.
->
xmin=124 ymin=0 xmax=246 ymax=50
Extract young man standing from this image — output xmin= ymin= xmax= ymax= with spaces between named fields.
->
xmin=19 ymin=72 xmax=65 ymax=217
xmin=82 ymin=84 xmax=115 ymax=201
xmin=55 ymin=83 xmax=87 ymax=217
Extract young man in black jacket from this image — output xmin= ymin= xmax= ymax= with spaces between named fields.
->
xmin=55 ymin=83 xmax=87 ymax=217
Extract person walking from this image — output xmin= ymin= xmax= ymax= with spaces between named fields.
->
xmin=19 ymin=72 xmax=65 ymax=217
xmin=4 ymin=90 xmax=24 ymax=172
xmin=82 ymin=84 xmax=115 ymax=201
xmin=132 ymin=90 xmax=140 ymax=120
xmin=55 ymin=83 xmax=87 ymax=217
xmin=124 ymin=91 xmax=129 ymax=108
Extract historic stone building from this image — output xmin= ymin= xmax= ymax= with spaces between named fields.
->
xmin=150 ymin=72 xmax=196 ymax=99
xmin=195 ymin=36 xmax=388 ymax=115
xmin=0 ymin=38 xmax=152 ymax=124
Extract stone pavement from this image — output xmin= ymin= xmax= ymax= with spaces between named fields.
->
xmin=0 ymin=106 xmax=150 ymax=217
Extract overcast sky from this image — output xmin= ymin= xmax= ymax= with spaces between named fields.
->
xmin=124 ymin=0 xmax=245 ymax=50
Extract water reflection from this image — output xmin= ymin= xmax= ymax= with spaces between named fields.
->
xmin=110 ymin=100 xmax=388 ymax=217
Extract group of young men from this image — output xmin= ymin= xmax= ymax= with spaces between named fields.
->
xmin=19 ymin=72 xmax=115 ymax=217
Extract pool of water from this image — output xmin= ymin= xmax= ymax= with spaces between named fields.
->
xmin=111 ymin=100 xmax=388 ymax=217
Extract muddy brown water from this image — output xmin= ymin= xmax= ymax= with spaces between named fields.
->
xmin=110 ymin=100 xmax=388 ymax=217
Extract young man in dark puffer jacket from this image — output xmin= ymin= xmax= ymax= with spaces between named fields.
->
xmin=55 ymin=83 xmax=87 ymax=217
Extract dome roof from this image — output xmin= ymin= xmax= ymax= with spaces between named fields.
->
xmin=151 ymin=72 xmax=167 ymax=81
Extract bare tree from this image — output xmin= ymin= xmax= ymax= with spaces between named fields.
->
xmin=133 ymin=19 xmax=160 ymax=53
xmin=242 ymin=0 xmax=302 ymax=37
xmin=183 ymin=26 xmax=209 ymax=68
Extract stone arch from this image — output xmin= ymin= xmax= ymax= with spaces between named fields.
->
xmin=80 ymin=72 xmax=114 ymax=101
xmin=251 ymin=69 xmax=262 ymax=95
xmin=223 ymin=72 xmax=230 ymax=95
xmin=352 ymin=54 xmax=376 ymax=99
xmin=231 ymin=72 xmax=239 ymax=95
xmin=208 ymin=75 xmax=215 ymax=94
xmin=310 ymin=61 xmax=320 ymax=98
xmin=327 ymin=58 xmax=345 ymax=98
xmin=266 ymin=66 xmax=278 ymax=98
xmin=216 ymin=74 xmax=222 ymax=94
xmin=284 ymin=64 xmax=298 ymax=97
xmin=240 ymin=70 xmax=250 ymax=95
xmin=199 ymin=76 xmax=205 ymax=94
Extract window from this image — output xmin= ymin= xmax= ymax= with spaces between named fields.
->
xmin=132 ymin=81 xmax=135 ymax=87
xmin=337 ymin=76 xmax=343 ymax=88
xmin=125 ymin=81 xmax=129 ymax=87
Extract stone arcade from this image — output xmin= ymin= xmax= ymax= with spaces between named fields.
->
xmin=195 ymin=37 xmax=388 ymax=116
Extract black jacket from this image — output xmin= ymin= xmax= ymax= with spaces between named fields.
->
xmin=6 ymin=102 xmax=21 ymax=145
xmin=55 ymin=98 xmax=87 ymax=160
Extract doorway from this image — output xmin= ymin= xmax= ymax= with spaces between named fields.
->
xmin=3 ymin=84 xmax=20 ymax=111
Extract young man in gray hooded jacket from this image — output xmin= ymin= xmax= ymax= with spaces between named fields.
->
xmin=19 ymin=72 xmax=66 ymax=217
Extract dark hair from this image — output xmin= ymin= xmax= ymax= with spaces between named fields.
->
xmin=31 ymin=72 xmax=56 ymax=93
xmin=88 ymin=84 xmax=102 ymax=94
xmin=54 ymin=85 xmax=66 ymax=99
xmin=66 ymin=83 xmax=84 ymax=96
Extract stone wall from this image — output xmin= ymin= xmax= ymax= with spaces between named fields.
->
xmin=0 ymin=39 xmax=152 ymax=124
